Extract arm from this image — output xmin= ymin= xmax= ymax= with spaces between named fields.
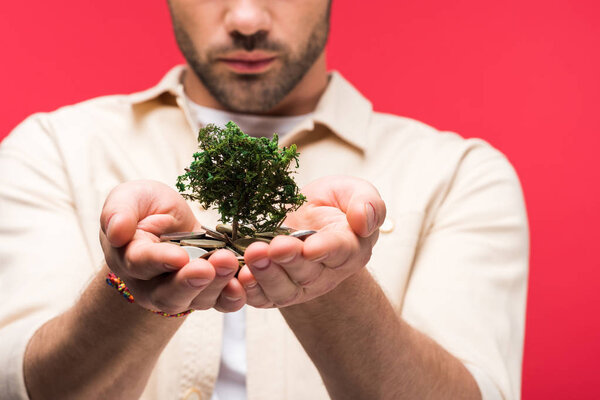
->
xmin=22 ymin=180 xmax=247 ymax=399
xmin=23 ymin=265 xmax=184 ymax=400
xmin=240 ymin=155 xmax=527 ymax=399
xmin=280 ymin=269 xmax=480 ymax=400
xmin=237 ymin=176 xmax=478 ymax=398
xmin=238 ymin=176 xmax=481 ymax=399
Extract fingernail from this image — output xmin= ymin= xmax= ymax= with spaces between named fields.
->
xmin=216 ymin=267 xmax=234 ymax=277
xmin=224 ymin=295 xmax=242 ymax=302
xmin=164 ymin=264 xmax=179 ymax=270
xmin=277 ymin=254 xmax=296 ymax=264
xmin=106 ymin=214 xmax=118 ymax=240
xmin=245 ymin=280 xmax=258 ymax=289
xmin=106 ymin=216 xmax=114 ymax=236
xmin=187 ymin=278 xmax=210 ymax=288
xmin=366 ymin=202 xmax=376 ymax=233
xmin=251 ymin=258 xmax=270 ymax=270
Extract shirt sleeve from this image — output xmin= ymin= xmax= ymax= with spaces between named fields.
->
xmin=0 ymin=116 xmax=97 ymax=399
xmin=464 ymin=362 xmax=503 ymax=400
xmin=401 ymin=142 xmax=529 ymax=400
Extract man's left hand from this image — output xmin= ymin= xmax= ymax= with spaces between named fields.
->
xmin=237 ymin=176 xmax=386 ymax=308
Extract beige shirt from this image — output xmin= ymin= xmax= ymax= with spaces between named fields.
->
xmin=0 ymin=66 xmax=528 ymax=400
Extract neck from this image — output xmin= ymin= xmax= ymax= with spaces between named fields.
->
xmin=183 ymin=52 xmax=328 ymax=116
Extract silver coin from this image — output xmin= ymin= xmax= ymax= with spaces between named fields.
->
xmin=181 ymin=246 xmax=208 ymax=260
xmin=289 ymin=230 xmax=317 ymax=240
xmin=180 ymin=239 xmax=226 ymax=248
xmin=159 ymin=230 xmax=206 ymax=242
xmin=277 ymin=226 xmax=293 ymax=234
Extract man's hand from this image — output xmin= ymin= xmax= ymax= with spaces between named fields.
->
xmin=237 ymin=176 xmax=386 ymax=308
xmin=99 ymin=180 xmax=245 ymax=313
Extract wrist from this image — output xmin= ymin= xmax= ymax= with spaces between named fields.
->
xmin=24 ymin=265 xmax=185 ymax=400
xmin=74 ymin=265 xmax=185 ymax=334
xmin=281 ymin=267 xmax=373 ymax=321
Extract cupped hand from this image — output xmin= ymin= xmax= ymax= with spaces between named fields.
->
xmin=99 ymin=180 xmax=245 ymax=314
xmin=237 ymin=176 xmax=386 ymax=308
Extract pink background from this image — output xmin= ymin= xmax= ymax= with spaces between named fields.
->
xmin=1 ymin=1 xmax=599 ymax=398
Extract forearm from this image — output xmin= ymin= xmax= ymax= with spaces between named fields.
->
xmin=23 ymin=265 xmax=184 ymax=400
xmin=280 ymin=269 xmax=481 ymax=400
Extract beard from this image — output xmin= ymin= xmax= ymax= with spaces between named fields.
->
xmin=171 ymin=7 xmax=330 ymax=113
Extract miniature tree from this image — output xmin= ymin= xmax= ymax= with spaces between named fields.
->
xmin=176 ymin=121 xmax=306 ymax=241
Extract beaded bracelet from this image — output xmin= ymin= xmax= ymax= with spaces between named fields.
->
xmin=106 ymin=272 xmax=193 ymax=318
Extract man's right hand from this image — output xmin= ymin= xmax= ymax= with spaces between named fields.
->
xmin=99 ymin=180 xmax=245 ymax=314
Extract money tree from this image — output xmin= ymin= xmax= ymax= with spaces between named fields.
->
xmin=176 ymin=121 xmax=306 ymax=241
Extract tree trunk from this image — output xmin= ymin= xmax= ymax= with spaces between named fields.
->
xmin=232 ymin=219 xmax=239 ymax=242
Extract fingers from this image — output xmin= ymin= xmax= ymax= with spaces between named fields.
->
xmin=100 ymin=180 xmax=198 ymax=247
xmin=239 ymin=222 xmax=375 ymax=309
xmin=100 ymin=182 xmax=146 ymax=247
xmin=242 ymin=242 xmax=304 ymax=307
xmin=188 ymin=250 xmax=242 ymax=310
xmin=103 ymin=209 xmax=138 ymax=248
xmin=214 ymin=279 xmax=247 ymax=312
xmin=343 ymin=185 xmax=386 ymax=238
xmin=137 ymin=213 xmax=183 ymax=237
xmin=142 ymin=250 xmax=245 ymax=314
xmin=302 ymin=176 xmax=386 ymax=237
xmin=145 ymin=258 xmax=216 ymax=314
xmin=99 ymin=180 xmax=250 ymax=314
xmin=302 ymin=228 xmax=359 ymax=270
xmin=100 ymin=227 xmax=190 ymax=280
xmin=237 ymin=265 xmax=273 ymax=308
xmin=123 ymin=239 xmax=190 ymax=279
xmin=100 ymin=179 xmax=206 ymax=284
xmin=269 ymin=235 xmax=325 ymax=285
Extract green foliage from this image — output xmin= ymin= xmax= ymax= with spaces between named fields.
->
xmin=176 ymin=121 xmax=306 ymax=239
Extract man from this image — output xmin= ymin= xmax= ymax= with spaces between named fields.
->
xmin=0 ymin=1 xmax=528 ymax=399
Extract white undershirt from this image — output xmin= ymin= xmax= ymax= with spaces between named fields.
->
xmin=186 ymin=99 xmax=310 ymax=139
xmin=186 ymin=97 xmax=311 ymax=400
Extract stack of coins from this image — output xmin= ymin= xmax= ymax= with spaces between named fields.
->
xmin=159 ymin=225 xmax=317 ymax=266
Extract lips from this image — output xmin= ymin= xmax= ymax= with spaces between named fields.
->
xmin=217 ymin=52 xmax=277 ymax=74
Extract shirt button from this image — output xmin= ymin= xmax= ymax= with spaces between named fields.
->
xmin=379 ymin=217 xmax=395 ymax=233
xmin=183 ymin=387 xmax=203 ymax=400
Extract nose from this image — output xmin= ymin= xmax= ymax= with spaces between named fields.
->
xmin=224 ymin=0 xmax=271 ymax=37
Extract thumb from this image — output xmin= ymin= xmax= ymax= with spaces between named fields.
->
xmin=103 ymin=211 xmax=138 ymax=248
xmin=100 ymin=191 xmax=141 ymax=248
xmin=302 ymin=175 xmax=387 ymax=237
xmin=339 ymin=178 xmax=386 ymax=238
xmin=100 ymin=180 xmax=198 ymax=248
xmin=346 ymin=194 xmax=386 ymax=237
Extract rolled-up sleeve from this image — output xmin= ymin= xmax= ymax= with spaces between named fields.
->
xmin=401 ymin=143 xmax=529 ymax=400
xmin=0 ymin=116 xmax=96 ymax=399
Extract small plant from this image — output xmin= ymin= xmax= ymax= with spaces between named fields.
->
xmin=176 ymin=121 xmax=306 ymax=241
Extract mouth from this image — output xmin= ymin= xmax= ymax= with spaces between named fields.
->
xmin=217 ymin=52 xmax=277 ymax=74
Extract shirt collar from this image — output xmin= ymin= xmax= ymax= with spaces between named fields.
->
xmin=128 ymin=66 xmax=372 ymax=151
xmin=299 ymin=71 xmax=372 ymax=151
xmin=128 ymin=65 xmax=187 ymax=104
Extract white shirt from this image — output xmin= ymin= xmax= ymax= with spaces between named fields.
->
xmin=0 ymin=67 xmax=527 ymax=399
